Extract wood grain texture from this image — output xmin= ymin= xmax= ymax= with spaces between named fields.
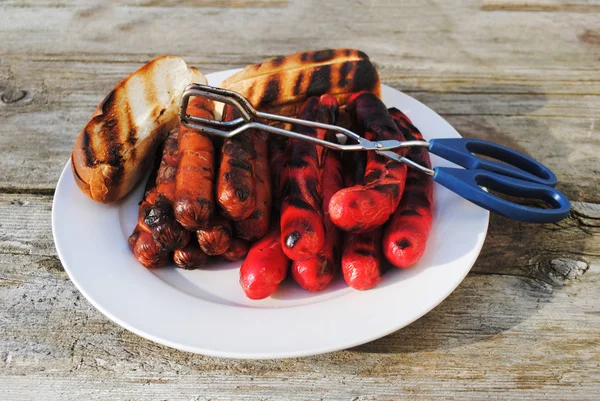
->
xmin=1 ymin=0 xmax=600 ymax=399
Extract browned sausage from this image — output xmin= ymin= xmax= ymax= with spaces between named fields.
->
xmin=173 ymin=237 xmax=209 ymax=270
xmin=128 ymin=151 xmax=170 ymax=268
xmin=222 ymin=239 xmax=250 ymax=262
xmin=196 ymin=218 xmax=232 ymax=256
xmin=233 ymin=130 xmax=271 ymax=241
xmin=144 ymin=128 xmax=191 ymax=250
xmin=174 ymin=96 xmax=216 ymax=230
xmin=131 ymin=230 xmax=170 ymax=269
xmin=216 ymin=106 xmax=257 ymax=221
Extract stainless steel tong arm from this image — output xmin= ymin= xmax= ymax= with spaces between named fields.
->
xmin=179 ymin=83 xmax=427 ymax=153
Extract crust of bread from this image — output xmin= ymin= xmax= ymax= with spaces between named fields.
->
xmin=220 ymin=49 xmax=380 ymax=115
xmin=71 ymin=56 xmax=205 ymax=203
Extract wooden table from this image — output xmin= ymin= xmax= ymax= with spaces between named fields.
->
xmin=1 ymin=1 xmax=599 ymax=399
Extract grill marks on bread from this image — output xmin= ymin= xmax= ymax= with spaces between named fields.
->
xmin=220 ymin=49 xmax=381 ymax=113
xmin=71 ymin=56 xmax=204 ymax=203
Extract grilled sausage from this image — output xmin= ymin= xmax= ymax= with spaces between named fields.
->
xmin=144 ymin=129 xmax=191 ymax=251
xmin=196 ymin=218 xmax=232 ymax=256
xmin=173 ymin=237 xmax=209 ymax=270
xmin=329 ymin=91 xmax=408 ymax=232
xmin=216 ymin=106 xmax=257 ymax=221
xmin=128 ymin=152 xmax=170 ymax=268
xmin=233 ymin=130 xmax=272 ymax=241
xmin=174 ymin=96 xmax=216 ymax=230
xmin=129 ymin=190 xmax=170 ymax=269
xmin=240 ymin=226 xmax=290 ymax=300
xmin=339 ymin=157 xmax=384 ymax=290
xmin=342 ymin=228 xmax=384 ymax=290
xmin=291 ymin=104 xmax=343 ymax=291
xmin=269 ymin=133 xmax=289 ymax=207
xmin=383 ymin=108 xmax=434 ymax=269
xmin=280 ymin=96 xmax=338 ymax=261
xmin=291 ymin=146 xmax=344 ymax=291
xmin=222 ymin=239 xmax=250 ymax=262
xmin=131 ymin=230 xmax=170 ymax=268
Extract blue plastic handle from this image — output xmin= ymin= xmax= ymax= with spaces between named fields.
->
xmin=428 ymin=138 xmax=558 ymax=186
xmin=433 ymin=167 xmax=571 ymax=223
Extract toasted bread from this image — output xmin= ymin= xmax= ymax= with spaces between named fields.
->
xmin=71 ymin=56 xmax=205 ymax=203
xmin=219 ymin=49 xmax=380 ymax=115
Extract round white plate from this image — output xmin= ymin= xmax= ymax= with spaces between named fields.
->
xmin=52 ymin=69 xmax=489 ymax=359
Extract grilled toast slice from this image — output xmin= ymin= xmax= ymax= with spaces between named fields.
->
xmin=71 ymin=56 xmax=205 ymax=203
xmin=219 ymin=49 xmax=380 ymax=116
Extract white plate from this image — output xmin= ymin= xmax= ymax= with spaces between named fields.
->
xmin=52 ymin=69 xmax=489 ymax=359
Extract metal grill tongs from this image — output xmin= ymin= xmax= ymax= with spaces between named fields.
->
xmin=179 ymin=83 xmax=571 ymax=224
xmin=179 ymin=84 xmax=432 ymax=175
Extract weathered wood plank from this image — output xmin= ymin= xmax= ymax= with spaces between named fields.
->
xmin=0 ymin=194 xmax=55 ymax=256
xmin=0 ymin=0 xmax=598 ymax=65
xmin=1 ymin=250 xmax=599 ymax=400
xmin=481 ymin=0 xmax=600 ymax=13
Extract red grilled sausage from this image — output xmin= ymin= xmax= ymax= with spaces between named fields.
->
xmin=280 ymin=95 xmax=338 ymax=261
xmin=339 ymin=157 xmax=384 ymax=290
xmin=174 ymin=97 xmax=216 ymax=230
xmin=234 ymin=130 xmax=272 ymax=241
xmin=329 ymin=91 xmax=408 ymax=233
xmin=269 ymin=133 xmax=288 ymax=207
xmin=216 ymin=106 xmax=257 ymax=221
xmin=291 ymin=110 xmax=343 ymax=291
xmin=383 ymin=108 xmax=434 ymax=268
xmin=240 ymin=226 xmax=290 ymax=300
xmin=144 ymin=128 xmax=191 ymax=250
xmin=342 ymin=228 xmax=384 ymax=290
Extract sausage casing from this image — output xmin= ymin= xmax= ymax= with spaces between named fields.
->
xmin=342 ymin=228 xmax=383 ymax=290
xmin=329 ymin=92 xmax=408 ymax=233
xmin=144 ymin=129 xmax=191 ymax=250
xmin=240 ymin=227 xmax=290 ymax=300
xmin=217 ymin=106 xmax=257 ymax=220
xmin=174 ymin=97 xmax=215 ymax=230
xmin=383 ymin=108 xmax=434 ymax=269
xmin=173 ymin=238 xmax=209 ymax=270
xmin=129 ymin=152 xmax=170 ymax=268
xmin=222 ymin=239 xmax=250 ymax=262
xmin=196 ymin=218 xmax=232 ymax=256
xmin=233 ymin=130 xmax=272 ymax=241
xmin=280 ymin=96 xmax=338 ymax=261
xmin=291 ymin=107 xmax=343 ymax=291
